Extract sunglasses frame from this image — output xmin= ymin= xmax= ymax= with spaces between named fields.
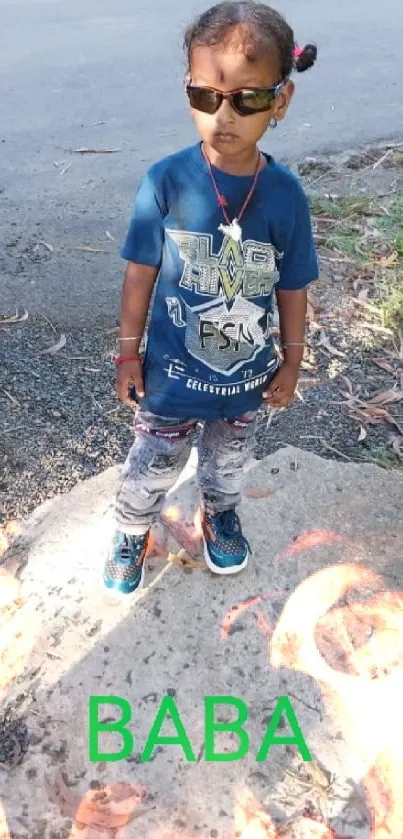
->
xmin=186 ymin=81 xmax=287 ymax=117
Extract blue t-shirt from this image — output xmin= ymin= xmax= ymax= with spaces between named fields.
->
xmin=121 ymin=142 xmax=318 ymax=420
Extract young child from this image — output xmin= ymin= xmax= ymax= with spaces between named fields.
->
xmin=104 ymin=1 xmax=319 ymax=595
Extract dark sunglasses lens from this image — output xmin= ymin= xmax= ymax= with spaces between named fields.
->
xmin=188 ymin=87 xmax=221 ymax=114
xmin=234 ymin=89 xmax=275 ymax=114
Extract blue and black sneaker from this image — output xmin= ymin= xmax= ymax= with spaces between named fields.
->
xmin=202 ymin=509 xmax=250 ymax=575
xmin=103 ymin=530 xmax=150 ymax=595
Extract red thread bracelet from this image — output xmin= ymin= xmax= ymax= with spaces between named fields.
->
xmin=114 ymin=355 xmax=141 ymax=365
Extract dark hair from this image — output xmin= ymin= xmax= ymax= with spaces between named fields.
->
xmin=184 ymin=1 xmax=317 ymax=80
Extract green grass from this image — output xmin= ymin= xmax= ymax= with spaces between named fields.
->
xmin=308 ymin=195 xmax=378 ymax=219
xmin=310 ymin=190 xmax=403 ymax=334
xmin=361 ymin=446 xmax=403 ymax=471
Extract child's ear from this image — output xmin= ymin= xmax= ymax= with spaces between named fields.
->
xmin=184 ymin=71 xmax=191 ymax=88
xmin=273 ymin=79 xmax=295 ymax=122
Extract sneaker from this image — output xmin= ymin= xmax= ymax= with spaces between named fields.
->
xmin=201 ymin=509 xmax=250 ymax=575
xmin=103 ymin=530 xmax=150 ymax=595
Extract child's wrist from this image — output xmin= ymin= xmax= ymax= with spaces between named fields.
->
xmin=118 ymin=336 xmax=142 ymax=357
xmin=114 ymin=355 xmax=141 ymax=365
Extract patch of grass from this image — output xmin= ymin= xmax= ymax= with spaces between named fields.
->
xmin=308 ymin=195 xmax=378 ymax=219
xmin=377 ymin=192 xmax=403 ymax=243
xmin=311 ymin=190 xmax=403 ymax=334
xmin=380 ymin=281 xmax=403 ymax=333
xmin=361 ymin=446 xmax=403 ymax=471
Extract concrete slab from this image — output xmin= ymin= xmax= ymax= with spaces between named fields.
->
xmin=0 ymin=448 xmax=402 ymax=838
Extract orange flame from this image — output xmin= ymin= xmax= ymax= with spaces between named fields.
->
xmin=0 ymin=520 xmax=19 ymax=559
xmin=164 ymin=506 xmax=181 ymax=523
xmin=271 ymin=564 xmax=403 ymax=837
xmin=221 ymin=592 xmax=287 ymax=640
xmin=276 ymin=530 xmax=348 ymax=563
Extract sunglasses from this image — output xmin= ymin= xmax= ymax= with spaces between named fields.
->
xmin=186 ymin=82 xmax=286 ymax=117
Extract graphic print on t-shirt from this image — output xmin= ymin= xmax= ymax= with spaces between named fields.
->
xmin=165 ymin=228 xmax=282 ymax=377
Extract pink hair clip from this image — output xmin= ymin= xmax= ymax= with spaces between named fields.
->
xmin=293 ymin=45 xmax=304 ymax=59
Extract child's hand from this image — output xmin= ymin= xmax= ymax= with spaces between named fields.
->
xmin=116 ymin=359 xmax=145 ymax=406
xmin=263 ymin=363 xmax=299 ymax=409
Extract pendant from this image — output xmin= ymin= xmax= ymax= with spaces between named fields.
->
xmin=218 ymin=218 xmax=242 ymax=243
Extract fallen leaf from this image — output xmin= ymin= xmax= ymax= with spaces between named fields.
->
xmin=372 ymin=358 xmax=396 ymax=375
xmin=0 ymin=309 xmax=28 ymax=325
xmin=167 ymin=550 xmax=204 ymax=569
xmin=373 ymin=250 xmax=398 ymax=267
xmin=357 ymin=405 xmax=389 ymax=419
xmin=340 ymin=375 xmax=354 ymax=396
xmin=39 ymin=333 xmax=66 ymax=355
xmin=244 ymin=487 xmax=276 ymax=499
xmin=368 ymin=389 xmax=403 ymax=406
xmin=358 ymin=287 xmax=369 ymax=301
xmin=73 ymin=147 xmax=121 ymax=154
xmin=318 ymin=332 xmax=346 ymax=358
xmin=358 ymin=426 xmax=367 ymax=442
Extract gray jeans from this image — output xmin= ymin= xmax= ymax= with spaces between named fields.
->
xmin=115 ymin=408 xmax=258 ymax=534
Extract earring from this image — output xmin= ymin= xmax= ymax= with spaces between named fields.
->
xmin=269 ymin=118 xmax=278 ymax=128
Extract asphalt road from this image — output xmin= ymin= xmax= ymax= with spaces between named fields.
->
xmin=1 ymin=0 xmax=403 ymax=322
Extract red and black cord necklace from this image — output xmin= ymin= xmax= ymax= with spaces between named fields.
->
xmin=201 ymin=143 xmax=262 ymax=243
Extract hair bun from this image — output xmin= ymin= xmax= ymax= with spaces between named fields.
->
xmin=294 ymin=43 xmax=317 ymax=72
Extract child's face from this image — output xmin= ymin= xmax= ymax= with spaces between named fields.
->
xmin=188 ymin=36 xmax=294 ymax=158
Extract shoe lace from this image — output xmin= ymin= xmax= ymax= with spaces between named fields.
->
xmin=117 ymin=536 xmax=132 ymax=565
xmin=215 ymin=510 xmax=252 ymax=554
xmin=118 ymin=535 xmax=144 ymax=566
xmin=217 ymin=509 xmax=240 ymax=538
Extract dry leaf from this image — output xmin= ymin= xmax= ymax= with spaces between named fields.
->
xmin=340 ymin=375 xmax=354 ymax=396
xmin=73 ymin=147 xmax=121 ymax=154
xmin=358 ymin=405 xmax=389 ymax=419
xmin=318 ymin=332 xmax=346 ymax=358
xmin=358 ymin=287 xmax=369 ymax=301
xmin=368 ymin=389 xmax=403 ymax=406
xmin=244 ymin=487 xmax=276 ymax=499
xmin=0 ymin=309 xmax=28 ymax=325
xmin=39 ymin=333 xmax=66 ymax=355
xmin=372 ymin=358 xmax=395 ymax=375
xmin=358 ymin=426 xmax=367 ymax=442
xmin=167 ymin=550 xmax=204 ymax=569
xmin=373 ymin=250 xmax=398 ymax=268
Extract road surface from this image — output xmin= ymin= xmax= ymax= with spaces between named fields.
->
xmin=1 ymin=0 xmax=402 ymax=322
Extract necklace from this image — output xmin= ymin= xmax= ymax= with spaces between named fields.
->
xmin=201 ymin=143 xmax=262 ymax=243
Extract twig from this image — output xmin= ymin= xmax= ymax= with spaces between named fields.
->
xmin=41 ymin=314 xmax=58 ymax=335
xmin=373 ymin=142 xmax=403 ymax=170
xmin=301 ymin=435 xmax=352 ymax=461
xmin=1 ymin=388 xmax=20 ymax=407
xmin=60 ymin=161 xmax=72 ymax=176
xmin=2 ymin=425 xmax=24 ymax=434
